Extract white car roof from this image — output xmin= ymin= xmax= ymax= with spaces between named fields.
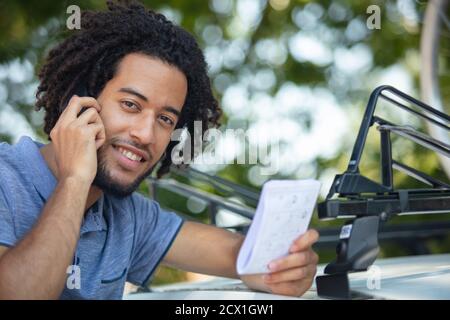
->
xmin=125 ymin=253 xmax=450 ymax=300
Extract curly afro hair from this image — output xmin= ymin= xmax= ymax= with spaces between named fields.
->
xmin=35 ymin=0 xmax=221 ymax=178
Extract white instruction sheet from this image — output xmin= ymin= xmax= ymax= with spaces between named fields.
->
xmin=236 ymin=179 xmax=321 ymax=275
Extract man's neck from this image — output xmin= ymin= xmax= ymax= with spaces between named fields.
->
xmin=40 ymin=143 xmax=103 ymax=213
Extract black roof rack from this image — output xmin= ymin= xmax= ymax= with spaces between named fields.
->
xmin=316 ymin=85 xmax=450 ymax=299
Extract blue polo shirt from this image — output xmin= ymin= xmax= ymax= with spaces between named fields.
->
xmin=0 ymin=136 xmax=184 ymax=299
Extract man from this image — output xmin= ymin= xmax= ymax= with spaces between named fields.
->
xmin=0 ymin=1 xmax=319 ymax=299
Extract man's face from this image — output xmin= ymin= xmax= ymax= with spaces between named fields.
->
xmin=93 ymin=53 xmax=187 ymax=197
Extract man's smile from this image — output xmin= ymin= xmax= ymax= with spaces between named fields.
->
xmin=111 ymin=144 xmax=149 ymax=171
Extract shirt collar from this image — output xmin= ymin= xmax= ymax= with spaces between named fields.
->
xmin=81 ymin=194 xmax=107 ymax=234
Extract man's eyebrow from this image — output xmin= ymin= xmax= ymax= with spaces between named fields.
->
xmin=118 ymin=87 xmax=181 ymax=117
xmin=118 ymin=87 xmax=148 ymax=102
xmin=162 ymin=106 xmax=181 ymax=118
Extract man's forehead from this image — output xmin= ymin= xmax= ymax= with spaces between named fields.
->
xmin=114 ymin=53 xmax=182 ymax=81
xmin=110 ymin=53 xmax=187 ymax=107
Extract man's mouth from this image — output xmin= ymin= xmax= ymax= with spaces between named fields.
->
xmin=111 ymin=144 xmax=149 ymax=171
xmin=115 ymin=146 xmax=144 ymax=162
xmin=112 ymin=144 xmax=149 ymax=163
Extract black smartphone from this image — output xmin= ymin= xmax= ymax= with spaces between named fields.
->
xmin=74 ymin=83 xmax=90 ymax=117
xmin=60 ymin=82 xmax=91 ymax=117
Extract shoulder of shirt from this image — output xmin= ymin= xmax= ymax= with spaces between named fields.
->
xmin=0 ymin=140 xmax=13 ymax=158
xmin=0 ymin=141 xmax=17 ymax=179
xmin=0 ymin=139 xmax=20 ymax=165
xmin=0 ymin=141 xmax=17 ymax=200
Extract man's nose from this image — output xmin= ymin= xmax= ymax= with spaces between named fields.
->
xmin=129 ymin=113 xmax=157 ymax=145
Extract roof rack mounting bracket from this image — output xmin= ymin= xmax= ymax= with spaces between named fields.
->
xmin=316 ymin=216 xmax=380 ymax=299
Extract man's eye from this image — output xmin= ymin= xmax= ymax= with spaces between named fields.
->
xmin=122 ymin=101 xmax=139 ymax=110
xmin=159 ymin=115 xmax=174 ymax=126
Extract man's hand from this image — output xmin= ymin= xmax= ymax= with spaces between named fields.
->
xmin=50 ymin=95 xmax=105 ymax=184
xmin=241 ymin=229 xmax=319 ymax=297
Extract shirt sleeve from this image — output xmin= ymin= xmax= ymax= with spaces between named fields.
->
xmin=0 ymin=183 xmax=17 ymax=247
xmin=126 ymin=193 xmax=184 ymax=287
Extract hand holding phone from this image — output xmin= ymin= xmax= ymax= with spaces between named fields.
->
xmin=51 ymin=85 xmax=106 ymax=184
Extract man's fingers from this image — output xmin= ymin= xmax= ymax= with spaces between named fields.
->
xmin=76 ymin=107 xmax=102 ymax=125
xmin=86 ymin=122 xmax=105 ymax=148
xmin=265 ymin=278 xmax=314 ymax=297
xmin=268 ymin=249 xmax=318 ymax=272
xmin=60 ymin=96 xmax=102 ymax=123
xmin=290 ymin=229 xmax=319 ymax=253
xmin=73 ymin=106 xmax=105 ymax=149
xmin=264 ymin=263 xmax=317 ymax=284
xmin=264 ymin=266 xmax=307 ymax=284
xmin=94 ymin=124 xmax=106 ymax=150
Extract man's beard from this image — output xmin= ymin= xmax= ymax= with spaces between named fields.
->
xmin=92 ymin=144 xmax=155 ymax=198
